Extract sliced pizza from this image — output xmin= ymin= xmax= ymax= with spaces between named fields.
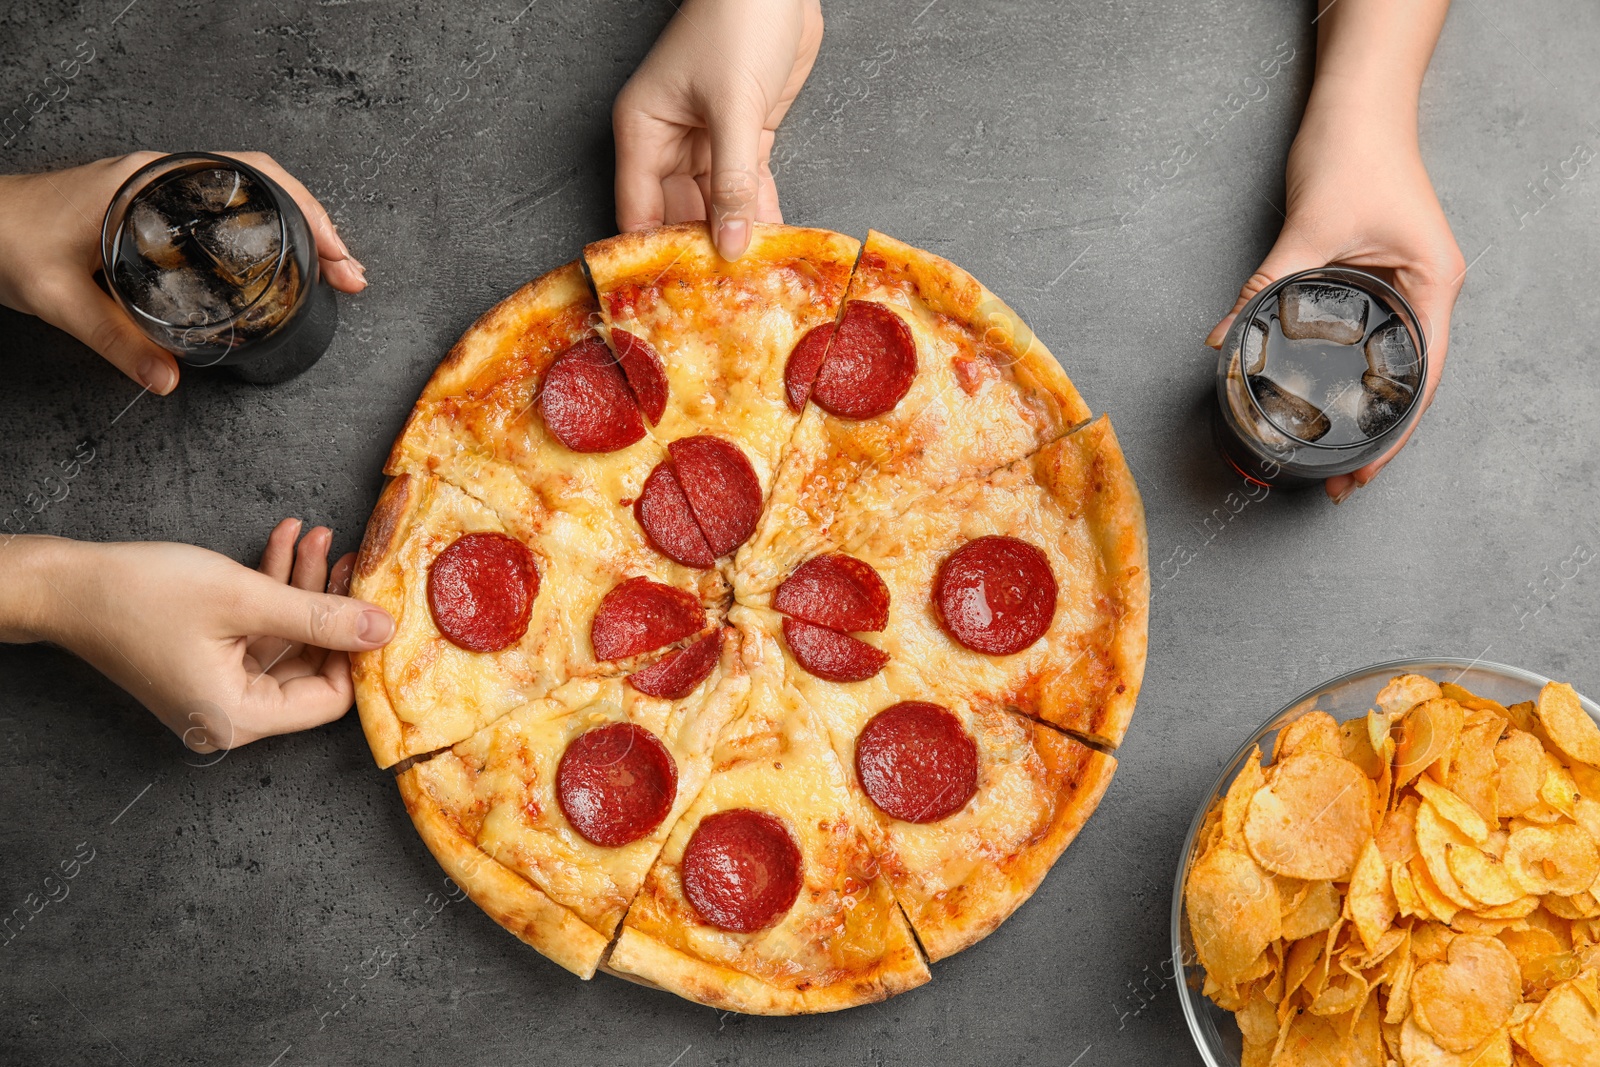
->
xmin=735 ymin=228 xmax=1094 ymax=596
xmin=582 ymin=223 xmax=860 ymax=543
xmin=352 ymin=471 xmax=726 ymax=768
xmin=397 ymin=635 xmax=747 ymax=978
xmin=606 ymin=625 xmax=930 ymax=1014
xmin=725 ymin=603 xmax=1117 ymax=961
xmin=749 ymin=415 xmax=1147 ymax=749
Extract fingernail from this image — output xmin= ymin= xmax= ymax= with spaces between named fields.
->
xmin=348 ymin=254 xmax=365 ymax=274
xmin=1330 ymin=483 xmax=1358 ymax=505
xmin=716 ymin=219 xmax=749 ymax=260
xmin=358 ymin=609 xmax=394 ymax=644
xmin=329 ymin=226 xmax=351 ymax=260
xmin=140 ymin=356 xmax=177 ymax=394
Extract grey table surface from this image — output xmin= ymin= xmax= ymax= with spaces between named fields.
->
xmin=2 ymin=0 xmax=1597 ymax=1064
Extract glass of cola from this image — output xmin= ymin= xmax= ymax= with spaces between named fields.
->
xmin=1213 ymin=266 xmax=1428 ymax=487
xmin=99 ymin=152 xmax=338 ymax=384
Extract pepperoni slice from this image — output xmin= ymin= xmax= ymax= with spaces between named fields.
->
xmin=634 ymin=461 xmax=716 ymax=568
xmin=668 ymin=435 xmax=762 ymax=557
xmin=681 ymin=809 xmax=803 ymax=933
xmin=627 ymin=631 xmax=721 ymax=700
xmin=590 ymin=577 xmax=704 ymax=661
xmin=933 ymin=535 xmax=1057 ymax=656
xmin=610 ymin=328 xmax=668 ymax=426
xmin=540 ymin=337 xmax=646 ymax=453
xmin=782 ymin=616 xmax=888 ymax=682
xmin=810 ymin=301 xmax=917 ymax=420
xmin=556 ymin=723 xmax=678 ymax=847
xmin=773 ymin=554 xmax=889 ymax=634
xmin=854 ymin=702 xmax=978 ymax=823
xmin=784 ymin=322 xmax=835 ymax=412
xmin=426 ymin=532 xmax=539 ymax=653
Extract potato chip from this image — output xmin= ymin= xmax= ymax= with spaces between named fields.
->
xmin=1471 ymin=895 xmax=1542 ymax=920
xmin=1340 ymin=716 xmax=1385 ymax=779
xmin=1185 ymin=846 xmax=1281 ymax=984
xmin=1409 ymin=856 xmax=1462 ymax=923
xmin=1271 ymin=1011 xmax=1349 ymax=1067
xmin=1396 ymin=698 xmax=1465 ymax=792
xmin=1310 ymin=972 xmax=1368 ymax=1017
xmin=1349 ymin=926 xmax=1407 ymax=974
xmin=1498 ymin=730 xmax=1549 ymax=819
xmin=1522 ymin=976 xmax=1600 ymax=1067
xmin=1384 ymin=940 xmax=1416 ymax=1024
xmin=1245 ymin=752 xmax=1373 ymax=880
xmin=1392 ymin=860 xmax=1427 ymax=918
xmin=1447 ymin=842 xmax=1525 ymax=906
xmin=1416 ymin=800 xmax=1481 ymax=908
xmin=1506 ymin=823 xmax=1600 ymax=896
xmin=1505 ymin=700 xmax=1540 ymax=736
xmin=1276 ymin=710 xmax=1343 ymax=763
xmin=1442 ymin=682 xmax=1510 ymax=719
xmin=1544 ymin=891 xmax=1600 ymax=921
xmin=1500 ymin=926 xmax=1566 ymax=979
xmin=1446 ymin=721 xmax=1503 ymax=826
xmin=1410 ymin=934 xmax=1521 ymax=1051
xmin=1282 ymin=879 xmax=1343 ymax=941
xmin=1377 ymin=673 xmax=1443 ymax=718
xmin=1377 ymin=794 xmax=1421 ymax=864
xmin=1236 ymin=990 xmax=1278 ymax=1046
xmin=1400 ymin=1015 xmax=1513 ymax=1067
xmin=1538 ymin=682 xmax=1600 ymax=769
xmin=1348 ymin=993 xmax=1385 ymax=1067
xmin=1416 ymin=778 xmax=1492 ymax=843
xmin=1284 ymin=933 xmax=1327 ymax=1004
xmin=1346 ymin=840 xmax=1396 ymax=952
xmin=1570 ymin=761 xmax=1600 ymax=800
xmin=1221 ymin=745 xmax=1265 ymax=850
xmin=1541 ymin=760 xmax=1582 ymax=820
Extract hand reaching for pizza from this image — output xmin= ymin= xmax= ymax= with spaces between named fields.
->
xmin=0 ymin=151 xmax=366 ymax=396
xmin=1205 ymin=0 xmax=1463 ymax=504
xmin=612 ymin=0 xmax=824 ymax=260
xmin=0 ymin=519 xmax=394 ymax=753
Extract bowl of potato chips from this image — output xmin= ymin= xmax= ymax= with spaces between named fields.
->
xmin=1172 ymin=658 xmax=1600 ymax=1067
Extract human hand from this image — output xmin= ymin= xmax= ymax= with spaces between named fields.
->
xmin=612 ymin=0 xmax=823 ymax=259
xmin=1205 ymin=95 xmax=1465 ymax=504
xmin=4 ymin=519 xmax=394 ymax=752
xmin=0 ymin=151 xmax=366 ymax=396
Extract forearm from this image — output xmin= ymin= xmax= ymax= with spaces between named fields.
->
xmin=0 ymin=535 xmax=78 ymax=644
xmin=1309 ymin=0 xmax=1452 ymax=142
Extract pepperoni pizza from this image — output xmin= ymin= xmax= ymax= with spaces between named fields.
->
xmin=353 ymin=223 xmax=1148 ymax=1014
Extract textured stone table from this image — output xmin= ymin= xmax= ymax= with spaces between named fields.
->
xmin=2 ymin=1 xmax=1596 ymax=1064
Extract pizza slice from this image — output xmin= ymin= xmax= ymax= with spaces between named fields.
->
xmin=352 ymin=471 xmax=726 ymax=768
xmin=730 ymin=601 xmax=1116 ymax=961
xmin=605 ymin=625 xmax=930 ymax=1013
xmin=581 ymin=223 xmax=860 ymax=547
xmin=750 ymin=415 xmax=1147 ymax=750
xmin=398 ymin=637 xmax=747 ymax=978
xmin=735 ymin=228 xmax=1094 ymax=597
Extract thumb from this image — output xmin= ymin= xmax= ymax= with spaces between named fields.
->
xmin=38 ymin=274 xmax=179 ymax=393
xmin=237 ymin=572 xmax=394 ymax=651
xmin=706 ymin=100 xmax=765 ymax=261
xmin=1204 ymin=230 xmax=1325 ymax=349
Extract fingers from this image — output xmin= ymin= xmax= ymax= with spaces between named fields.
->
xmin=257 ymin=517 xmax=302 ymax=581
xmin=220 ymin=152 xmax=366 ymax=294
xmin=613 ymin=105 xmax=671 ymax=232
xmin=1204 ymin=231 xmax=1325 ymax=349
xmin=327 ymin=552 xmax=355 ymax=597
xmin=236 ymin=566 xmax=394 ymax=652
xmin=705 ymin=100 xmax=766 ymax=260
xmin=33 ymin=274 xmax=179 ymax=394
xmin=235 ymin=655 xmax=356 ymax=742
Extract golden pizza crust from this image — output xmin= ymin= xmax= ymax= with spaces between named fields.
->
xmin=892 ymin=720 xmax=1117 ymax=961
xmin=1027 ymin=416 xmax=1149 ymax=748
xmin=604 ymin=922 xmax=929 ymax=1015
xmin=397 ymin=767 xmax=609 ymax=979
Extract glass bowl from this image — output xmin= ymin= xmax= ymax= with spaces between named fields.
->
xmin=1169 ymin=657 xmax=1600 ymax=1067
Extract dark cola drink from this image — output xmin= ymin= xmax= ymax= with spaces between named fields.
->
xmin=1214 ymin=267 xmax=1428 ymax=487
xmin=101 ymin=153 xmax=336 ymax=384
